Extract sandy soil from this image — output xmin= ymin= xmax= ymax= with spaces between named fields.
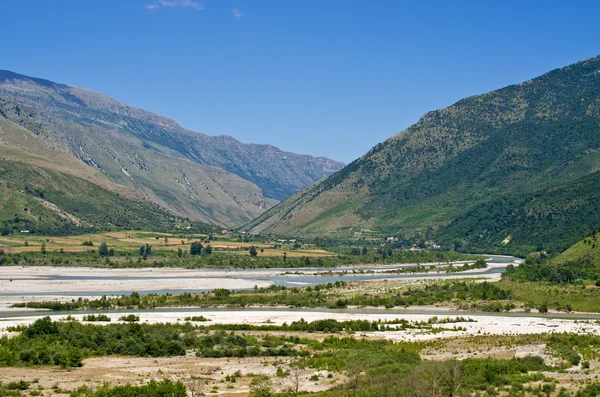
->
xmin=0 ymin=355 xmax=340 ymax=396
xmin=2 ymin=309 xmax=598 ymax=341
xmin=0 ymin=266 xmax=275 ymax=295
xmin=2 ymin=310 xmax=599 ymax=396
xmin=0 ymin=260 xmax=509 ymax=311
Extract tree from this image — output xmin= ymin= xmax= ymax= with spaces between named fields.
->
xmin=40 ymin=242 xmax=46 ymax=255
xmin=250 ymin=375 xmax=273 ymax=397
xmin=203 ymin=245 xmax=212 ymax=255
xmin=407 ymin=361 xmax=464 ymax=397
xmin=249 ymin=246 xmax=258 ymax=257
xmin=346 ymin=353 xmax=365 ymax=390
xmin=186 ymin=376 xmax=205 ymax=397
xmin=286 ymin=366 xmax=302 ymax=396
xmin=190 ymin=242 xmax=203 ymax=256
xmin=25 ymin=317 xmax=59 ymax=337
xmin=98 ymin=242 xmax=109 ymax=256
xmin=177 ymin=248 xmax=183 ymax=257
xmin=362 ymin=246 xmax=368 ymax=255
xmin=145 ymin=244 xmax=152 ymax=257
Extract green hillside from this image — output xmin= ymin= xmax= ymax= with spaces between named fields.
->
xmin=0 ymin=160 xmax=176 ymax=235
xmin=502 ymin=232 xmax=600 ymax=285
xmin=436 ymin=171 xmax=600 ymax=255
xmin=555 ymin=232 xmax=600 ymax=267
xmin=247 ymin=56 xmax=600 ymax=254
xmin=0 ymin=114 xmax=177 ymax=235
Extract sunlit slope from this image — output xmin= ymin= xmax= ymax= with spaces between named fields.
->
xmin=0 ymin=72 xmax=343 ymax=226
xmin=247 ymin=56 xmax=600 ymax=253
xmin=0 ymin=115 xmax=176 ymax=234
xmin=554 ymin=231 xmax=600 ymax=266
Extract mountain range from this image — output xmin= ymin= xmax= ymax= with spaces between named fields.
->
xmin=247 ymin=56 xmax=600 ymax=254
xmin=0 ymin=70 xmax=344 ymax=233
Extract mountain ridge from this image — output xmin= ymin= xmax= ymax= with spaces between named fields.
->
xmin=246 ymin=55 xmax=600 ymax=253
xmin=0 ymin=70 xmax=344 ymax=228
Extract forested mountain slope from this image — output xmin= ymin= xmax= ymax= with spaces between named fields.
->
xmin=247 ymin=56 xmax=600 ymax=254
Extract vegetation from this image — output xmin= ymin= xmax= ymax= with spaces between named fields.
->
xmin=503 ymin=252 xmax=599 ymax=284
xmin=12 ymin=284 xmax=349 ymax=311
xmin=556 ymin=232 xmax=600 ymax=264
xmin=0 ymin=317 xmax=311 ymax=368
xmin=0 ymin=73 xmax=343 ymax=229
xmin=0 ymin=159 xmax=179 ymax=236
xmin=81 ymin=379 xmax=187 ymax=397
xmin=12 ymin=278 xmax=514 ymax=312
xmin=0 ymin=238 xmax=479 ymax=269
xmin=248 ymin=56 xmax=600 ymax=255
xmin=29 ymin=379 xmax=188 ymax=397
xmin=3 ymin=314 xmax=600 ymax=396
xmin=82 ymin=314 xmax=111 ymax=322
xmin=439 ymin=172 xmax=600 ymax=255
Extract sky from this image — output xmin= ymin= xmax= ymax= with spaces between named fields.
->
xmin=1 ymin=0 xmax=599 ymax=163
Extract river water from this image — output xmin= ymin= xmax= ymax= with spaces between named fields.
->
xmin=0 ymin=255 xmax=519 ymax=298
xmin=3 ymin=255 xmax=598 ymax=323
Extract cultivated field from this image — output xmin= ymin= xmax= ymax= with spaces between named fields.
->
xmin=0 ymin=231 xmax=334 ymax=257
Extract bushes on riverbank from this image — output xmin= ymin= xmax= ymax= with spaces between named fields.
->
xmin=0 ymin=317 xmax=313 ymax=368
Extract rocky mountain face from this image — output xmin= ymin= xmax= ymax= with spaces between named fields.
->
xmin=246 ymin=56 xmax=600 ymax=254
xmin=0 ymin=70 xmax=344 ymax=227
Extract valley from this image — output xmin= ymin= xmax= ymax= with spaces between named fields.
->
xmin=1 ymin=25 xmax=600 ymax=397
xmin=2 ymin=251 xmax=600 ymax=396
xmin=0 ymin=73 xmax=344 ymax=230
xmin=1 ymin=228 xmax=600 ymax=396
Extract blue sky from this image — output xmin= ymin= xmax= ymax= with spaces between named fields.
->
xmin=1 ymin=0 xmax=599 ymax=163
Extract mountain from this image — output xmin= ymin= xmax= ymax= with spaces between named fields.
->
xmin=0 ymin=113 xmax=177 ymax=235
xmin=554 ymin=231 xmax=600 ymax=268
xmin=247 ymin=56 xmax=600 ymax=254
xmin=0 ymin=71 xmax=344 ymax=228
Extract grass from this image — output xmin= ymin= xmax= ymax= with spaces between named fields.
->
xmin=554 ymin=232 xmax=600 ymax=265
xmin=497 ymin=280 xmax=600 ymax=313
xmin=0 ymin=160 xmax=177 ymax=235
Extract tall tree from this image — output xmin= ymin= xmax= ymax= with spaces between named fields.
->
xmin=98 ymin=242 xmax=109 ymax=256
xmin=249 ymin=246 xmax=258 ymax=257
xmin=190 ymin=242 xmax=203 ymax=256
